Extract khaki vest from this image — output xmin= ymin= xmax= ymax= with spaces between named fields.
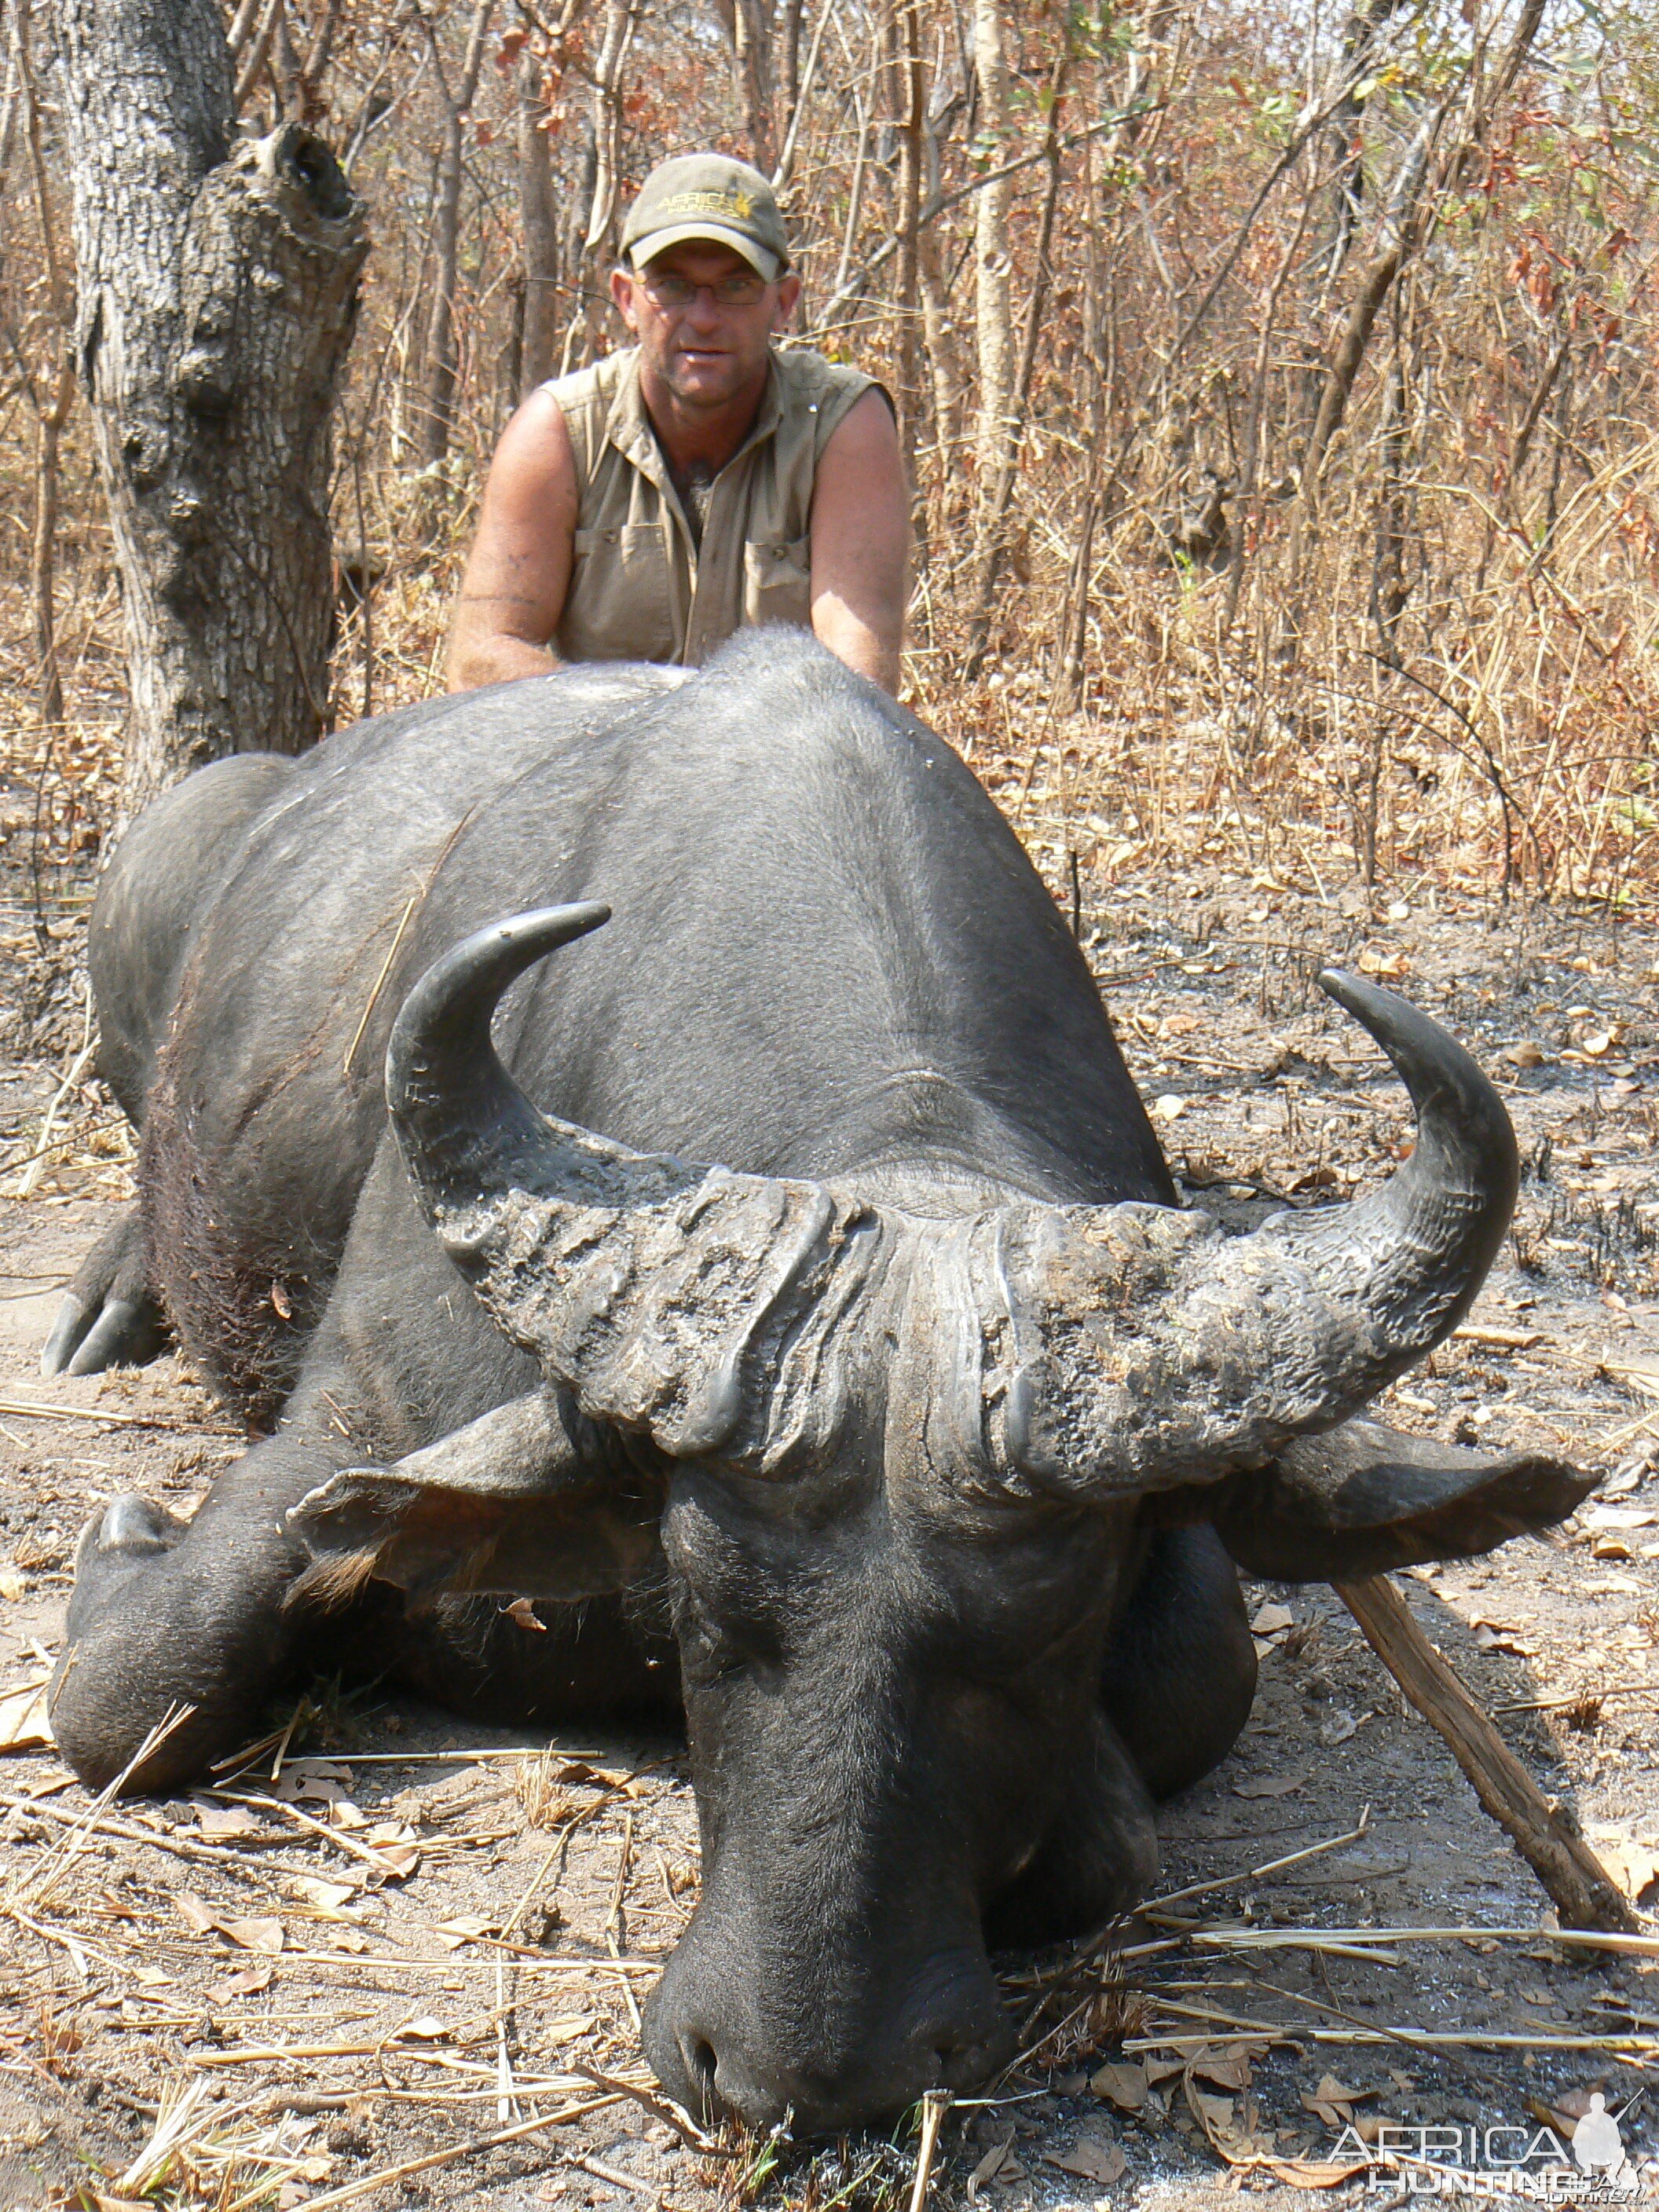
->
xmin=548 ymin=345 xmax=876 ymax=667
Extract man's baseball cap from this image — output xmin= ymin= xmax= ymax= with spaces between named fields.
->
xmin=621 ymin=154 xmax=789 ymax=284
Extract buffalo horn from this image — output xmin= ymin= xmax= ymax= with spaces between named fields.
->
xmin=385 ymin=908 xmax=881 ymax=1470
xmin=385 ymin=903 xmax=694 ymax=1220
xmin=1265 ymin=967 xmax=1518 ymax=1339
xmin=997 ymin=971 xmax=1523 ymax=1496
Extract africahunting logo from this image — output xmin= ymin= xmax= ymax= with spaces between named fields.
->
xmin=1329 ymin=2093 xmax=1655 ymax=2199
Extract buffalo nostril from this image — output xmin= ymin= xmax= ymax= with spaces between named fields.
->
xmin=681 ymin=2032 xmax=719 ymax=2116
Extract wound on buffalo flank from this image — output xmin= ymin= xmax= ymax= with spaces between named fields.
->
xmin=45 ymin=629 xmax=1588 ymax=2134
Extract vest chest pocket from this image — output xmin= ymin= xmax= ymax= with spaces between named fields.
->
xmin=742 ymin=537 xmax=812 ymax=632
xmin=560 ymin=523 xmax=679 ymax=665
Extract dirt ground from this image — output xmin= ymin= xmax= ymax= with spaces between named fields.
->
xmin=0 ymin=851 xmax=1655 ymax=2212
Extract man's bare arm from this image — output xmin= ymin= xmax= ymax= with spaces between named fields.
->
xmin=445 ymin=389 xmax=580 ymax=693
xmin=808 ymin=389 xmax=909 ymax=696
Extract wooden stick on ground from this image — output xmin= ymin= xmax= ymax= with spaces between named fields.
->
xmin=906 ymin=2091 xmax=951 ymax=2212
xmin=1335 ymin=1574 xmax=1640 ymax=1935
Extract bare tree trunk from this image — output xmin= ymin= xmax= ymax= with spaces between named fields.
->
xmin=55 ymin=0 xmax=368 ymax=815
xmin=1277 ymin=113 xmax=1434 ymax=661
xmin=778 ymin=0 xmax=804 ymax=153
xmin=970 ymin=0 xmax=1014 ymax=482
xmin=917 ymin=64 xmax=965 ymax=471
xmin=965 ymin=46 xmax=1068 ymax=676
xmin=711 ymin=0 xmax=775 ymax=170
xmin=233 ymin=0 xmax=284 ymax=115
xmin=580 ymin=0 xmax=638 ymax=364
xmin=1313 ymin=0 xmax=1400 ymax=296
xmin=422 ymin=0 xmax=496 ymax=463
xmin=16 ymin=0 xmax=73 ymax=727
xmin=891 ymin=0 xmax=925 ymax=466
xmin=271 ymin=0 xmax=306 ymax=123
xmin=517 ymin=39 xmax=561 ymax=393
xmin=298 ymin=0 xmax=346 ymax=123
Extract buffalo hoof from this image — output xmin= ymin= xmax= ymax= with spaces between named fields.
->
xmin=51 ymin=1495 xmax=226 ymax=1796
xmin=42 ymin=1206 xmax=167 ymax=1378
xmin=64 ymin=1492 xmax=186 ymax=1634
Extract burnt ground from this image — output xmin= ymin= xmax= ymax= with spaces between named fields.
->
xmin=0 ymin=859 xmax=1656 ymax=2212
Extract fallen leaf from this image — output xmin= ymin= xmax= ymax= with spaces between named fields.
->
xmin=397 ymin=2016 xmax=450 ymax=2042
xmin=1503 ymin=1040 xmax=1547 ymax=1068
xmin=1313 ymin=2073 xmax=1372 ymax=2105
xmin=1542 ymin=2086 xmax=1599 ymax=2124
xmin=1184 ymin=2078 xmax=1274 ymax=2164
xmin=364 ymin=1818 xmax=417 ymax=1844
xmin=1587 ymin=1834 xmax=1659 ymax=1903
xmin=1188 ymin=2040 xmax=1265 ymax=2092
xmin=0 ymin=1567 xmax=25 ymax=1602
xmin=1289 ymin=1164 xmax=1342 ymax=1194
xmin=219 ymin=1914 xmax=285 ymax=1954
xmin=1471 ymin=1620 xmax=1535 ymax=1657
xmin=0 ymin=1682 xmax=53 ymax=1752
xmin=1583 ymin=1503 xmax=1657 ymax=1531
xmin=1301 ymin=2073 xmax=1376 ymax=2127
xmin=436 ymin=1914 xmax=500 ymax=1950
xmin=1250 ymin=1602 xmax=1295 ymax=1639
xmin=1260 ymin=2157 xmax=1371 ymax=2188
xmin=176 ymin=1892 xmax=285 ymax=1952
xmin=1234 ymin=1767 xmax=1308 ymax=1799
xmin=324 ymin=1925 xmax=369 ymax=1953
xmin=1152 ymin=1093 xmax=1186 ymax=1122
xmin=206 ymin=1964 xmax=274 ymax=2001
xmin=175 ymin=1893 xmax=218 ymax=1936
xmin=541 ymin=2013 xmax=596 ymax=2045
xmin=1319 ymin=1708 xmax=1361 ymax=1746
xmin=1090 ymin=2059 xmax=1148 ymax=2111
xmin=1044 ymin=2133 xmax=1126 ymax=2185
xmin=274 ymin=1760 xmax=353 ymax=1804
xmin=967 ymin=2140 xmax=1011 ymax=2199
xmin=363 ymin=1819 xmax=421 ymax=1877
xmin=547 ymin=1759 xmax=638 ymax=1791
xmin=288 ymin=1876 xmax=360 ymax=1917
xmin=1357 ymin=944 xmax=1410 ymax=979
xmin=194 ymin=1803 xmax=262 ymax=1840
xmin=1141 ymin=2053 xmax=1187 ymax=2087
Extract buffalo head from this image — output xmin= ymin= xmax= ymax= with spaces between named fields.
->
xmin=290 ymin=906 xmax=1589 ymax=2132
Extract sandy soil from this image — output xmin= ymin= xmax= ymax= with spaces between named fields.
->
xmin=0 ymin=861 xmax=1655 ymax=2212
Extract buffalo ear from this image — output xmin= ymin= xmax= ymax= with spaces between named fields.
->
xmin=1192 ymin=1416 xmax=1595 ymax=1582
xmin=286 ymin=1390 xmax=663 ymax=1603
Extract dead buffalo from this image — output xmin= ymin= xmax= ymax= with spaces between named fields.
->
xmin=46 ymin=629 xmax=1588 ymax=2131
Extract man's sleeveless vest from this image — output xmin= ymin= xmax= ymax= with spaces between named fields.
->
xmin=546 ymin=345 xmax=875 ymax=666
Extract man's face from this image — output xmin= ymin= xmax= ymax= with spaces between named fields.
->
xmin=612 ymin=240 xmax=801 ymax=412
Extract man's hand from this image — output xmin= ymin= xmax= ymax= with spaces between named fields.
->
xmin=809 ymin=388 xmax=909 ymax=697
xmin=445 ymin=388 xmax=578 ymax=693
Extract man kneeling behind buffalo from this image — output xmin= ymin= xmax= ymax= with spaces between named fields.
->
xmin=447 ymin=153 xmax=908 ymax=697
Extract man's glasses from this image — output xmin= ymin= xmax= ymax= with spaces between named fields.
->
xmin=639 ymin=271 xmax=771 ymax=309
